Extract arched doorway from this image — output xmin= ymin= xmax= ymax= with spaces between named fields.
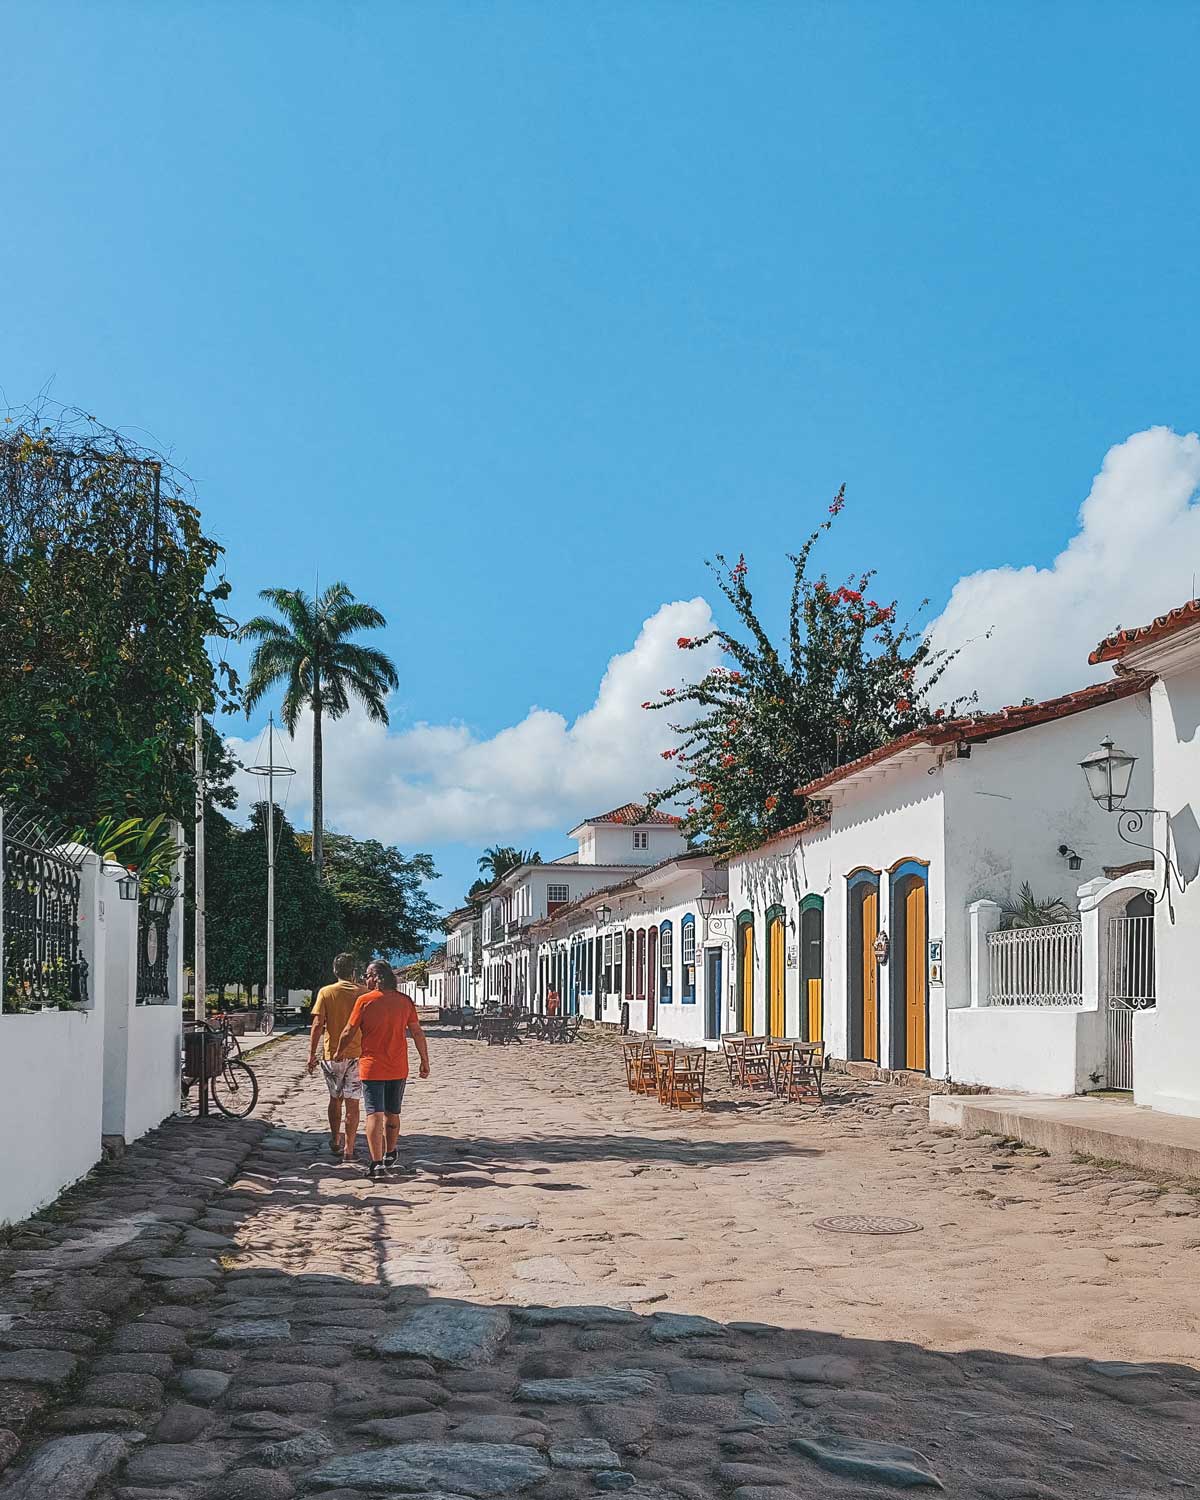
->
xmin=847 ymin=870 xmax=881 ymax=1062
xmin=800 ymin=894 xmax=824 ymax=1042
xmin=889 ymin=860 xmax=929 ymax=1073
xmin=765 ymin=906 xmax=787 ymax=1037
xmin=736 ymin=912 xmax=755 ymax=1032
xmin=646 ymin=924 xmax=658 ymax=1031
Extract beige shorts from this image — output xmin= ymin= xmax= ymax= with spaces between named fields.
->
xmin=319 ymin=1059 xmax=362 ymax=1101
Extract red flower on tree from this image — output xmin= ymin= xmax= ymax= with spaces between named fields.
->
xmin=765 ymin=794 xmax=778 ymax=812
xmin=676 ymin=636 xmax=693 ymax=648
xmin=896 ymin=698 xmax=911 ymax=713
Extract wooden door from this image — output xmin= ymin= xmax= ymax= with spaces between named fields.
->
xmin=768 ymin=917 xmax=786 ymax=1036
xmin=647 ymin=926 xmax=658 ymax=1031
xmin=862 ymin=887 xmax=879 ymax=1061
xmin=806 ymin=978 xmax=822 ymax=1043
xmin=740 ymin=924 xmax=755 ymax=1032
xmin=705 ymin=948 xmax=722 ymax=1039
xmin=905 ymin=881 xmax=927 ymax=1071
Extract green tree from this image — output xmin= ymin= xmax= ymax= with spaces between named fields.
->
xmin=239 ymin=583 xmax=398 ymax=879
xmin=647 ymin=490 xmax=968 ymax=854
xmin=476 ymin=846 xmax=541 ymax=883
xmin=0 ymin=409 xmax=236 ymax=827
xmin=299 ymin=829 xmax=439 ymax=965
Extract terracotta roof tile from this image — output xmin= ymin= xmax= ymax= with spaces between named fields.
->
xmin=581 ymin=802 xmax=682 ymax=827
xmin=1090 ymin=599 xmax=1200 ymax=664
xmin=797 ymin=674 xmax=1151 ymax=799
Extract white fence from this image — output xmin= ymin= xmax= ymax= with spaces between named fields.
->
xmin=987 ymin=920 xmax=1083 ymax=1007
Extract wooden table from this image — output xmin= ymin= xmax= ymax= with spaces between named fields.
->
xmin=768 ymin=1038 xmax=824 ymax=1100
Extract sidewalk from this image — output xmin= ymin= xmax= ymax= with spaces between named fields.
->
xmin=931 ymin=1090 xmax=1200 ymax=1178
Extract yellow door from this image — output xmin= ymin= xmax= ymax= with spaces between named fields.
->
xmin=905 ymin=881 xmax=927 ymax=1071
xmin=769 ymin=917 xmax=786 ymax=1036
xmin=740 ymin=925 xmax=755 ymax=1032
xmin=862 ymin=888 xmax=879 ymax=1061
xmin=806 ymin=978 xmax=823 ymax=1043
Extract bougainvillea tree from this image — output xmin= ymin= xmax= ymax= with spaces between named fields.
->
xmin=645 ymin=489 xmax=969 ymax=854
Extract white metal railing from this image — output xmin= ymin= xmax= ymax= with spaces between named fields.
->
xmin=987 ymin=920 xmax=1082 ymax=1006
xmin=1106 ymin=915 xmax=1155 ymax=1005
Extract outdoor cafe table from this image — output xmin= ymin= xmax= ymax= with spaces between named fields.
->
xmin=479 ymin=1013 xmax=522 ymax=1046
xmin=767 ymin=1038 xmax=824 ymax=1099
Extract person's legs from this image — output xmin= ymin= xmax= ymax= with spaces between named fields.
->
xmin=384 ymin=1113 xmax=401 ymax=1154
xmin=382 ymin=1081 xmax=406 ymax=1164
xmin=342 ymin=1099 xmax=361 ymax=1162
xmin=327 ymin=1096 xmax=343 ymax=1152
xmin=362 ymin=1080 xmax=388 ymax=1172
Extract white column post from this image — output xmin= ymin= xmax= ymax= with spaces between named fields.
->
xmin=1076 ymin=877 xmax=1109 ymax=1013
xmin=967 ymin=899 xmax=1002 ymax=1008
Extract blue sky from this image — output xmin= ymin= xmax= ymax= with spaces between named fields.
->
xmin=4 ymin=3 xmax=1200 ymax=911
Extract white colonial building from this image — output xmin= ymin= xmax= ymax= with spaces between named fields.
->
xmin=726 ymin=676 xmax=1153 ymax=1086
xmin=443 ymin=905 xmax=482 ymax=1009
xmin=479 ymin=805 xmax=686 ymax=1006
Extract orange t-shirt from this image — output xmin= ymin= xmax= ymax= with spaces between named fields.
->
xmin=346 ymin=989 xmax=419 ymax=1080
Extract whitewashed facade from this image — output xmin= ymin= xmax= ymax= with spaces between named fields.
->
xmin=479 ymin=805 xmax=686 ymax=1007
xmin=727 ymin=678 xmax=1152 ymax=1086
xmin=443 ymin=905 xmax=482 ymax=1009
xmin=1087 ymin=602 xmax=1200 ymax=1116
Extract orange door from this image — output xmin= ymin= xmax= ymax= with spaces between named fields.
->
xmin=862 ymin=887 xmax=879 ymax=1061
xmin=905 ymin=881 xmax=927 ymax=1071
xmin=806 ymin=978 xmax=822 ymax=1043
xmin=768 ymin=917 xmax=786 ymax=1036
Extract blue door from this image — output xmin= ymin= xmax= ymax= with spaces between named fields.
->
xmin=704 ymin=948 xmax=723 ymax=1039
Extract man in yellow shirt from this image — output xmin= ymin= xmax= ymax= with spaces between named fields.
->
xmin=307 ymin=953 xmax=364 ymax=1162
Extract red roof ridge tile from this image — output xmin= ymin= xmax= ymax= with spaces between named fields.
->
xmin=578 ymin=801 xmax=682 ymax=827
xmin=797 ymin=674 xmax=1151 ymax=799
xmin=1090 ymin=598 xmax=1200 ymax=664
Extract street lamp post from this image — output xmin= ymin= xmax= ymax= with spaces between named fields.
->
xmin=1079 ymin=737 xmax=1181 ymax=908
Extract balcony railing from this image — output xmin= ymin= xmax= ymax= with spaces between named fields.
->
xmin=987 ymin=920 xmax=1082 ymax=1007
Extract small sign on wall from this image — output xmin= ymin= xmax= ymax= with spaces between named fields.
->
xmin=928 ymin=939 xmax=944 ymax=986
xmin=786 ymin=945 xmax=799 ymax=969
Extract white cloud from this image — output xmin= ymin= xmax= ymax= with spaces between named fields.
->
xmin=926 ymin=426 xmax=1200 ymax=709
xmin=225 ymin=598 xmax=722 ymax=848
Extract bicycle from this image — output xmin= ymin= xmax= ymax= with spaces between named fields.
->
xmin=182 ymin=1017 xmax=260 ymax=1118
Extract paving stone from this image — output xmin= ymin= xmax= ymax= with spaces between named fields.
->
xmin=0 ymin=1351 xmax=77 ymax=1386
xmin=667 ymin=1370 xmax=744 ymax=1396
xmin=790 ymin=1434 xmax=943 ymax=1488
xmin=213 ymin=1320 xmax=291 ymax=1347
xmin=154 ymin=1403 xmax=213 ymax=1442
xmin=160 ymin=1279 xmax=219 ymax=1301
xmin=516 ymin=1373 xmax=657 ymax=1404
xmin=0 ymin=1432 xmax=127 ymax=1500
xmin=453 ymin=1416 xmax=549 ymax=1446
xmin=352 ymin=1414 xmax=448 ymax=1443
xmin=43 ymin=1406 xmax=147 ymax=1432
xmin=226 ymin=1383 xmax=330 ymax=1414
xmin=0 ymin=1327 xmax=94 ymax=1353
xmin=229 ymin=1413 xmax=307 ymax=1437
xmin=194 ymin=1349 xmax=243 ymax=1372
xmin=80 ymin=1373 xmax=164 ymax=1409
xmin=111 ymin=1325 xmax=190 ymax=1356
xmin=512 ymin=1306 xmax=638 ymax=1328
xmin=750 ymin=1356 xmax=860 ymax=1385
xmin=713 ymin=1463 xmax=790 ymax=1488
xmin=126 ymin=1445 xmax=230 ymax=1484
xmin=549 ymin=1440 xmax=621 ymax=1470
xmin=305 ymin=1441 xmax=549 ymax=1496
xmin=252 ymin=1431 xmax=336 ymax=1469
xmin=204 ymin=1468 xmax=296 ymax=1500
xmin=93 ymin=1354 xmax=177 ymax=1380
xmin=592 ymin=1474 xmax=637 ymax=1493
xmin=375 ymin=1304 xmax=510 ymax=1368
xmin=0 ymin=1430 xmax=17 ymax=1476
xmin=138 ymin=1258 xmax=220 ymax=1280
xmin=177 ymin=1369 xmax=231 ymax=1402
xmin=648 ymin=1313 xmax=725 ymax=1343
xmin=473 ymin=1214 xmax=539 ymax=1232
xmin=743 ymin=1391 xmax=786 ymax=1424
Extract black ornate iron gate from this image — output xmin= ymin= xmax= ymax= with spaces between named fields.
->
xmin=137 ymin=905 xmax=172 ymax=1004
xmin=1 ymin=810 xmax=88 ymax=1012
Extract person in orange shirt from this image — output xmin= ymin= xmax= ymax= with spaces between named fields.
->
xmin=333 ymin=959 xmax=430 ymax=1182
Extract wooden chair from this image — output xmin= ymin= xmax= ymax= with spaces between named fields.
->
xmin=621 ymin=1038 xmax=646 ymax=1091
xmin=653 ymin=1045 xmax=677 ymax=1106
xmin=721 ymin=1033 xmax=748 ymax=1084
xmin=632 ymin=1040 xmax=657 ymax=1095
xmin=738 ymin=1037 xmax=774 ymax=1091
xmin=670 ymin=1048 xmax=707 ymax=1111
xmin=773 ymin=1041 xmax=825 ymax=1102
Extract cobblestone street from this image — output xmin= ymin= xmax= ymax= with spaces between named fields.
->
xmin=3 ymin=1029 xmax=1200 ymax=1500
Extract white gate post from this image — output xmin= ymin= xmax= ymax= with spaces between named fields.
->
xmin=967 ymin=899 xmax=1001 ymax=1007
xmin=1076 ymin=877 xmax=1109 ymax=1014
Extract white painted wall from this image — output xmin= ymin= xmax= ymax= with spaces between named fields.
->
xmin=947 ymin=1007 xmax=1105 ymax=1094
xmin=0 ymin=850 xmax=106 ymax=1226
xmin=1134 ymin=668 xmax=1200 ymax=1115
xmin=585 ymin=823 xmax=686 ymax=867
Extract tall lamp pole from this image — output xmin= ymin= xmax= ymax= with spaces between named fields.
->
xmin=248 ymin=716 xmax=295 ymax=1013
xmin=193 ymin=711 xmax=206 ymax=1026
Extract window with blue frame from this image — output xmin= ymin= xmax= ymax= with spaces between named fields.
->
xmin=659 ymin=920 xmax=674 ymax=1003
xmin=681 ymin=915 xmax=696 ymax=1003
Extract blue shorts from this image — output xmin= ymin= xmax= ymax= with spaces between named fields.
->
xmin=363 ymin=1078 xmax=406 ymax=1115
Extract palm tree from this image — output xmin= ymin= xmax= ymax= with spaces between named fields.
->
xmin=240 ymin=582 xmax=398 ymax=880
xmin=1000 ymin=881 xmax=1073 ymax=929
xmin=477 ymin=846 xmax=541 ymax=883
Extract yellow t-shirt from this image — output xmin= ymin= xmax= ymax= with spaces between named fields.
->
xmin=314 ymin=979 xmax=364 ymax=1061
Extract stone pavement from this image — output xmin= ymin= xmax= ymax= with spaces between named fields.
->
xmin=2 ymin=1030 xmax=1200 ymax=1500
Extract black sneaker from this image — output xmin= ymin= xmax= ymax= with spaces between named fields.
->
xmin=383 ymin=1150 xmax=398 ymax=1167
xmin=364 ymin=1161 xmax=383 ymax=1183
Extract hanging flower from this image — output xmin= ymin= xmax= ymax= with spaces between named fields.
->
xmin=765 ymin=794 xmax=778 ymax=812
xmin=641 ymin=701 xmax=653 ymax=709
xmin=896 ymin=698 xmax=911 ymax=713
xmin=731 ymin=555 xmax=748 ymax=580
xmin=676 ymin=636 xmax=693 ymax=648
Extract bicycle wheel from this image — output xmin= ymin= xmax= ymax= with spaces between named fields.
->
xmin=260 ymin=1008 xmax=275 ymax=1035
xmin=210 ymin=1060 xmax=259 ymax=1118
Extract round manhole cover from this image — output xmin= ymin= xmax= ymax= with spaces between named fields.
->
xmin=812 ymin=1214 xmax=923 ymax=1235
